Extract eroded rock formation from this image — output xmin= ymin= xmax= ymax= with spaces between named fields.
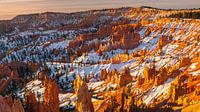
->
xmin=100 ymin=68 xmax=132 ymax=87
xmin=143 ymin=64 xmax=156 ymax=84
xmin=44 ymin=76 xmax=59 ymax=112
xmin=24 ymin=92 xmax=45 ymax=112
xmin=101 ymin=87 xmax=137 ymax=112
xmin=121 ymin=32 xmax=140 ymax=49
xmin=74 ymin=75 xmax=94 ymax=112
xmin=118 ymin=67 xmax=132 ymax=87
xmin=111 ymin=25 xmax=140 ymax=50
xmin=158 ymin=35 xmax=171 ymax=49
xmin=0 ymin=95 xmax=25 ymax=112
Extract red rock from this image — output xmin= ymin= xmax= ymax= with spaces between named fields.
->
xmin=102 ymin=87 xmax=136 ymax=112
xmin=100 ymin=69 xmax=108 ymax=81
xmin=68 ymin=40 xmax=82 ymax=49
xmin=102 ymin=68 xmax=132 ymax=87
xmin=145 ymin=27 xmax=152 ymax=37
xmin=25 ymin=92 xmax=45 ymax=112
xmin=12 ymin=99 xmax=25 ymax=112
xmin=0 ymin=95 xmax=25 ymax=112
xmin=44 ymin=76 xmax=59 ymax=112
xmin=143 ymin=64 xmax=156 ymax=84
xmin=74 ymin=75 xmax=94 ymax=112
xmin=78 ymin=33 xmax=98 ymax=42
xmin=179 ymin=57 xmax=191 ymax=67
xmin=118 ymin=67 xmax=132 ymax=87
xmin=136 ymin=76 xmax=143 ymax=88
xmin=110 ymin=25 xmax=140 ymax=50
xmin=0 ymin=78 xmax=12 ymax=94
xmin=3 ymin=95 xmax=13 ymax=108
xmin=121 ymin=32 xmax=140 ymax=49
xmin=0 ymin=95 xmax=11 ymax=112
xmin=158 ymin=35 xmax=170 ymax=49
xmin=0 ymin=65 xmax=12 ymax=78
xmin=10 ymin=70 xmax=19 ymax=80
xmin=79 ymin=15 xmax=99 ymax=27
xmin=37 ymin=71 xmax=45 ymax=81
xmin=97 ymin=25 xmax=112 ymax=38
xmin=154 ymin=67 xmax=168 ymax=86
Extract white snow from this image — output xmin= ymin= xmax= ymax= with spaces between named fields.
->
xmin=48 ymin=40 xmax=69 ymax=49
xmin=59 ymin=93 xmax=76 ymax=108
xmin=190 ymin=69 xmax=200 ymax=76
xmin=143 ymin=78 xmax=175 ymax=105
xmin=189 ymin=63 xmax=198 ymax=71
xmin=88 ymin=81 xmax=105 ymax=90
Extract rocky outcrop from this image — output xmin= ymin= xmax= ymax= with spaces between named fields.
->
xmin=78 ymin=33 xmax=98 ymax=42
xmin=0 ymin=65 xmax=12 ymax=78
xmin=132 ymin=49 xmax=148 ymax=57
xmin=182 ymin=103 xmax=200 ymax=112
xmin=0 ymin=95 xmax=25 ymax=112
xmin=118 ymin=67 xmax=132 ymax=87
xmin=168 ymin=73 xmax=198 ymax=104
xmin=0 ymin=62 xmax=35 ymax=95
xmin=79 ymin=15 xmax=99 ymax=27
xmin=24 ymin=92 xmax=45 ymax=112
xmin=103 ymin=87 xmax=136 ymax=112
xmin=100 ymin=68 xmax=132 ymax=87
xmin=68 ymin=40 xmax=82 ymax=49
xmin=121 ymin=32 xmax=140 ymax=49
xmin=179 ymin=57 xmax=191 ymax=68
xmin=158 ymin=35 xmax=171 ymax=49
xmin=136 ymin=76 xmax=143 ymax=88
xmin=110 ymin=25 xmax=140 ymax=50
xmin=169 ymin=82 xmax=181 ymax=103
xmin=10 ymin=70 xmax=20 ymax=83
xmin=3 ymin=95 xmax=13 ymax=108
xmin=143 ymin=64 xmax=156 ymax=84
xmin=145 ymin=27 xmax=153 ymax=37
xmin=37 ymin=71 xmax=45 ymax=81
xmin=100 ymin=69 xmax=107 ymax=81
xmin=154 ymin=67 xmax=168 ymax=86
xmin=74 ymin=75 xmax=94 ymax=112
xmin=97 ymin=25 xmax=112 ymax=38
xmin=0 ymin=95 xmax=12 ymax=112
xmin=0 ymin=78 xmax=12 ymax=94
xmin=44 ymin=76 xmax=59 ymax=112
xmin=12 ymin=99 xmax=25 ymax=112
xmin=67 ymin=23 xmax=141 ymax=62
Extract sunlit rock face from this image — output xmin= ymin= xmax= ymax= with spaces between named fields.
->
xmin=157 ymin=35 xmax=171 ymax=49
xmin=110 ymin=25 xmax=141 ymax=50
xmin=179 ymin=57 xmax=191 ymax=68
xmin=100 ymin=68 xmax=133 ymax=89
xmin=100 ymin=69 xmax=108 ymax=81
xmin=117 ymin=67 xmax=133 ymax=87
xmin=74 ymin=75 xmax=94 ymax=112
xmin=98 ymin=87 xmax=136 ymax=112
xmin=143 ymin=64 xmax=156 ymax=84
xmin=44 ymin=76 xmax=59 ymax=112
xmin=121 ymin=32 xmax=140 ymax=50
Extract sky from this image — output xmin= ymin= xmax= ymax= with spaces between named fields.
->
xmin=0 ymin=0 xmax=200 ymax=20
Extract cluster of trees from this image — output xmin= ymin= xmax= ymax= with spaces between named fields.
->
xmin=169 ymin=11 xmax=200 ymax=19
